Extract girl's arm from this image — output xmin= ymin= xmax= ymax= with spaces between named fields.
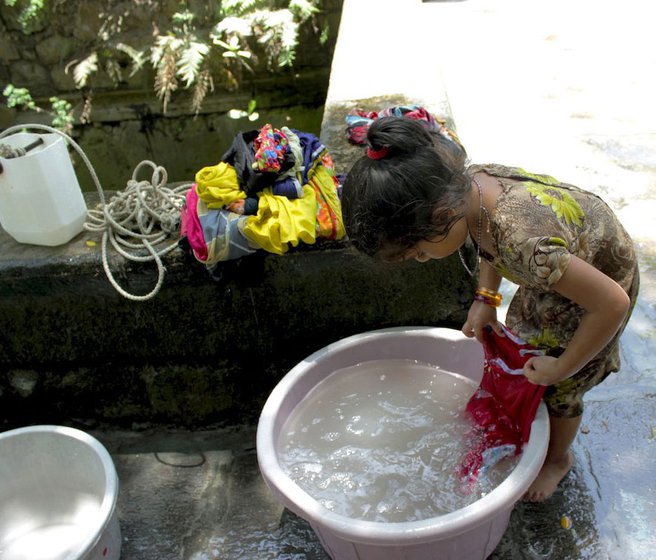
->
xmin=462 ymin=259 xmax=504 ymax=341
xmin=523 ymin=255 xmax=630 ymax=385
xmin=478 ymin=258 xmax=503 ymax=293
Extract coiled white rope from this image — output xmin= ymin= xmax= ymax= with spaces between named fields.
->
xmin=0 ymin=124 xmax=193 ymax=301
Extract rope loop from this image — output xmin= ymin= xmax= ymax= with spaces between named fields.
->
xmin=0 ymin=124 xmax=193 ymax=301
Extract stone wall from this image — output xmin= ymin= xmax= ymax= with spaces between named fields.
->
xmin=0 ymin=206 xmax=476 ymax=428
xmin=0 ymin=1 xmax=343 ymax=190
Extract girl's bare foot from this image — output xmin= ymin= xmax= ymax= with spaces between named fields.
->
xmin=523 ymin=450 xmax=574 ymax=502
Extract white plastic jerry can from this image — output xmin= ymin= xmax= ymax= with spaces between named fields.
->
xmin=0 ymin=132 xmax=87 ymax=246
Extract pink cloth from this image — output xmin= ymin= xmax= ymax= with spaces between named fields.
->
xmin=183 ymin=185 xmax=208 ymax=262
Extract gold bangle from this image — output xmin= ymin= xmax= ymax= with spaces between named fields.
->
xmin=474 ymin=287 xmax=503 ymax=308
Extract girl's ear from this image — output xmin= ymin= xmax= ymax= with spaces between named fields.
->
xmin=431 ymin=205 xmax=457 ymax=222
xmin=430 ymin=204 xmax=467 ymax=238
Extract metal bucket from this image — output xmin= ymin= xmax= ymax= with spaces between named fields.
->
xmin=257 ymin=327 xmax=549 ymax=560
xmin=0 ymin=425 xmax=121 ymax=560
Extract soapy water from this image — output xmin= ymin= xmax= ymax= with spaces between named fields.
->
xmin=278 ymin=360 xmax=519 ymax=523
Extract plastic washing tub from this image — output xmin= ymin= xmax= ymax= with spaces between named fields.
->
xmin=0 ymin=425 xmax=121 ymax=560
xmin=257 ymin=327 xmax=549 ymax=560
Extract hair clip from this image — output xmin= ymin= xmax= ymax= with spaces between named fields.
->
xmin=366 ymin=146 xmax=389 ymax=160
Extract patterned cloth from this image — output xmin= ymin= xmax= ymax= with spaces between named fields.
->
xmin=469 ymin=164 xmax=640 ymax=417
xmin=183 ymin=185 xmax=256 ymax=265
xmin=345 ymin=104 xmax=463 ymax=150
xmin=270 ymin=127 xmax=305 ymax=199
xmin=252 ymin=124 xmax=290 ymax=174
xmin=221 ymin=128 xmax=295 ymax=197
xmin=310 ymin=155 xmax=343 ymax=240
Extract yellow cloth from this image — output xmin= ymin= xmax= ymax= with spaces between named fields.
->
xmin=243 ymin=185 xmax=317 ymax=255
xmin=310 ymin=164 xmax=346 ymax=240
xmin=195 ymin=162 xmax=245 ymax=209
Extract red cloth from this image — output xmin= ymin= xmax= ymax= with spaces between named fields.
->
xmin=460 ymin=325 xmax=546 ymax=482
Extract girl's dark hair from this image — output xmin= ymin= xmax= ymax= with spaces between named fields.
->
xmin=341 ymin=117 xmax=470 ymax=260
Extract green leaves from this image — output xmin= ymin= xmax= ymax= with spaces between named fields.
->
xmin=227 ymin=98 xmax=259 ymax=121
xmin=116 ymin=43 xmax=147 ymax=77
xmin=49 ymin=97 xmax=74 ymax=131
xmin=2 ymin=84 xmax=73 ymax=132
xmin=3 ymin=0 xmax=45 ymax=34
xmin=151 ymin=12 xmax=214 ymax=113
xmin=177 ymin=41 xmax=210 ymax=88
xmin=6 ymin=1 xmax=328 ymax=118
xmin=290 ymin=0 xmax=319 ymax=20
xmin=3 ymin=84 xmax=36 ymax=110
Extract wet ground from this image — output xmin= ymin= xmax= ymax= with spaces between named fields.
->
xmin=438 ymin=2 xmax=656 ymax=554
xmin=90 ymin=0 xmax=655 ymax=558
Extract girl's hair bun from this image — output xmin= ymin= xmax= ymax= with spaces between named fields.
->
xmin=342 ymin=111 xmax=470 ymax=259
xmin=367 ymin=117 xmax=434 ymax=156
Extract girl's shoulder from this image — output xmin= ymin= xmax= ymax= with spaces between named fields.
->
xmin=468 ymin=163 xmax=562 ymax=187
xmin=469 ymin=163 xmax=604 ymax=206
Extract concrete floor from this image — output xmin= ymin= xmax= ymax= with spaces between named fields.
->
xmin=93 ymin=0 xmax=655 ymax=558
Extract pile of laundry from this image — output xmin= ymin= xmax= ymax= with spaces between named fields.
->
xmin=345 ymin=104 xmax=463 ymax=150
xmin=180 ymin=124 xmax=345 ymax=270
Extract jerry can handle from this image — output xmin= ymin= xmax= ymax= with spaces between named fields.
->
xmin=0 ymin=136 xmax=45 ymax=173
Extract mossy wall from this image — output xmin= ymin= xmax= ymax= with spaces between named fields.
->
xmin=0 ymin=1 xmax=343 ymax=190
xmin=0 ymin=228 xmax=476 ymax=427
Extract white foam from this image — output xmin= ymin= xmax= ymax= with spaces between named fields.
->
xmin=278 ymin=359 xmax=518 ymax=522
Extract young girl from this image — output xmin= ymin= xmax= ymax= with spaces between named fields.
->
xmin=341 ymin=116 xmax=639 ymax=501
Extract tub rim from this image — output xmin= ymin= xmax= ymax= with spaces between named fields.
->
xmin=257 ymin=326 xmax=549 ymax=546
xmin=0 ymin=424 xmax=119 ymax=560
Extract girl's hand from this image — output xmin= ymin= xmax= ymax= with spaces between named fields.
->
xmin=461 ymin=300 xmax=504 ymax=343
xmin=523 ymin=356 xmax=570 ymax=386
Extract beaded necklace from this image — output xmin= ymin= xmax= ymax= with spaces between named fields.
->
xmin=458 ymin=176 xmax=490 ymax=277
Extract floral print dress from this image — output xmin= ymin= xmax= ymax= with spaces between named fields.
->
xmin=468 ymin=164 xmax=639 ymax=417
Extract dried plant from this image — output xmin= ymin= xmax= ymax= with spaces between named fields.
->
xmin=191 ymin=69 xmax=214 ymax=117
xmin=151 ymin=38 xmax=181 ymax=114
xmin=4 ymin=0 xmax=328 ymax=119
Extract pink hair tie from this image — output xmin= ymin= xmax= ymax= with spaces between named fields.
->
xmin=366 ymin=145 xmax=389 ymax=160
